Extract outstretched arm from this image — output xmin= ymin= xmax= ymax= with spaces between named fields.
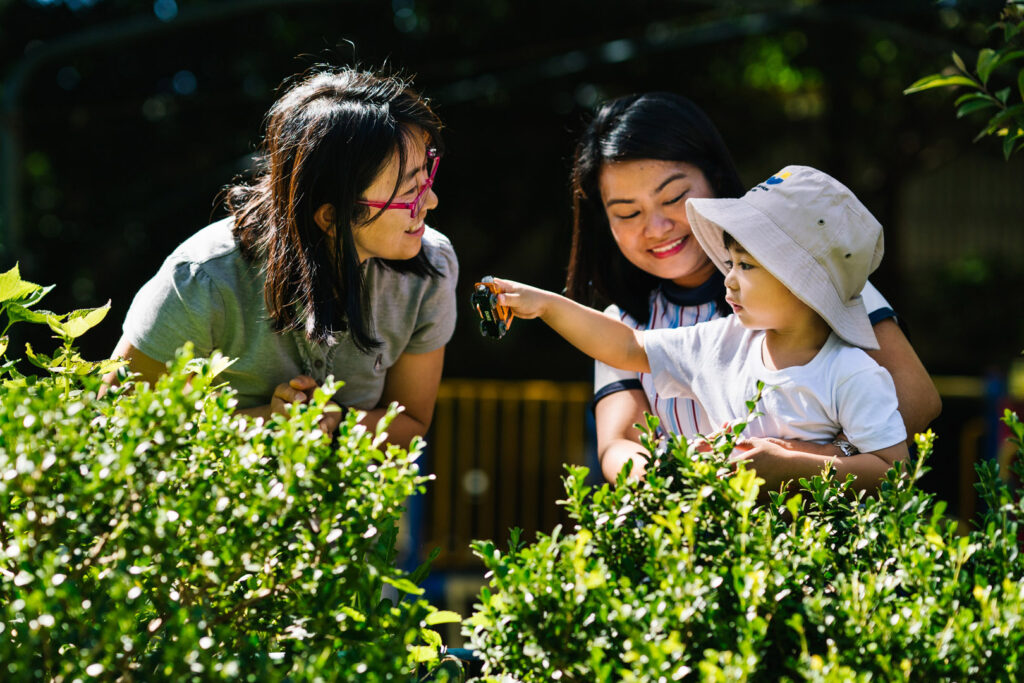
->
xmin=492 ymin=278 xmax=651 ymax=373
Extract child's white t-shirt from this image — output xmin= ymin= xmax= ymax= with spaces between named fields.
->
xmin=594 ymin=280 xmax=895 ymax=439
xmin=641 ymin=315 xmax=906 ymax=453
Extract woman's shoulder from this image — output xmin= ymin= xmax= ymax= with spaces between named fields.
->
xmin=420 ymin=226 xmax=458 ymax=279
xmin=165 ymin=217 xmax=242 ymax=269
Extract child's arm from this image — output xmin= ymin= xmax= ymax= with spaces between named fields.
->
xmin=730 ymin=437 xmax=909 ymax=494
xmin=492 ymin=278 xmax=651 ymax=373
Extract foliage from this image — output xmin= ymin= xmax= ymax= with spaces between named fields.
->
xmin=906 ymin=0 xmax=1024 ymax=159
xmin=465 ymin=411 xmax=1024 ymax=681
xmin=0 ymin=265 xmax=462 ymax=681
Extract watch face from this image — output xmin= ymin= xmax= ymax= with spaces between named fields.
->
xmin=834 ymin=440 xmax=858 ymax=457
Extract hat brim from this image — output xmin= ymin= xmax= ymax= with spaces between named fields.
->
xmin=685 ymin=197 xmax=878 ymax=350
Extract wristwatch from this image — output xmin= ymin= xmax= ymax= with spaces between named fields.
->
xmin=832 ymin=438 xmax=859 ymax=457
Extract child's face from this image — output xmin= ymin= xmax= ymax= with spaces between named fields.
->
xmin=723 ymin=243 xmax=819 ymax=332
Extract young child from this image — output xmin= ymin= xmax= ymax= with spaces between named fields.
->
xmin=495 ymin=166 xmax=909 ymax=491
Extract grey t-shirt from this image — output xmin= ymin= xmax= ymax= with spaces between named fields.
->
xmin=122 ymin=218 xmax=458 ymax=409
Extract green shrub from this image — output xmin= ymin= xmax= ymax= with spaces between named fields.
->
xmin=0 ymin=265 xmax=460 ymax=681
xmin=465 ymin=413 xmax=1024 ymax=681
xmin=905 ymin=0 xmax=1024 ymax=159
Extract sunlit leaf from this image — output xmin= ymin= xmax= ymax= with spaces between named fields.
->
xmin=904 ymin=73 xmax=979 ymax=94
xmin=381 ymin=576 xmax=424 ymax=595
xmin=0 ymin=264 xmax=43 ymax=304
xmin=23 ymin=342 xmax=52 ymax=369
xmin=424 ymin=610 xmax=462 ymax=626
xmin=409 ymin=645 xmax=437 ymax=663
xmin=50 ymin=301 xmax=111 ymax=340
xmin=5 ymin=302 xmax=59 ymax=327
xmin=952 ymin=51 xmax=968 ymax=74
xmin=208 ymin=351 xmax=236 ymax=378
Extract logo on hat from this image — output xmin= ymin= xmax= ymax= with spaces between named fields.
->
xmin=765 ymin=171 xmax=792 ymax=185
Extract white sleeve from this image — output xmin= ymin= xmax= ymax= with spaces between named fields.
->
xmin=835 ymin=364 xmax=907 ymax=453
xmin=641 ymin=326 xmax=699 ymax=400
xmin=861 ymin=280 xmax=896 ymax=324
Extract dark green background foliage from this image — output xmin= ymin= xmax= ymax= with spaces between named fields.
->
xmin=0 ymin=270 xmax=460 ymax=681
xmin=1 ymin=0 xmax=1021 ymax=381
xmin=466 ymin=416 xmax=1024 ymax=681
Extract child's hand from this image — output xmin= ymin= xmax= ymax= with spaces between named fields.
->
xmin=489 ymin=277 xmax=553 ymax=320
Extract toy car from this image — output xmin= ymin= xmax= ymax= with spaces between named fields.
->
xmin=471 ymin=276 xmax=514 ymax=339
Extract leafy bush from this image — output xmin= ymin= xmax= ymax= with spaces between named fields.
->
xmin=0 ymin=265 xmax=460 ymax=681
xmin=905 ymin=0 xmax=1024 ymax=159
xmin=465 ymin=413 xmax=1024 ymax=681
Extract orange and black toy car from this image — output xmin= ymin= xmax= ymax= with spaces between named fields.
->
xmin=471 ymin=276 xmax=514 ymax=339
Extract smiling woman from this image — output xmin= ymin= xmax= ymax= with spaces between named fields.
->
xmin=107 ymin=66 xmax=458 ymax=449
xmin=564 ymin=92 xmax=941 ymax=484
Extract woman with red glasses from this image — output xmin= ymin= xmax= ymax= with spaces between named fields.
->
xmin=565 ymin=92 xmax=941 ymax=485
xmin=109 ymin=66 xmax=457 ymax=447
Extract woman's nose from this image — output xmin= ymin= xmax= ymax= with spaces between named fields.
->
xmin=643 ymin=210 xmax=673 ymax=237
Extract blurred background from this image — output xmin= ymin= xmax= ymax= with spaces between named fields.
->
xmin=3 ymin=0 xmax=1023 ymax=637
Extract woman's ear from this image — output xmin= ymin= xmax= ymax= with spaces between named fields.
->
xmin=314 ymin=203 xmax=336 ymax=234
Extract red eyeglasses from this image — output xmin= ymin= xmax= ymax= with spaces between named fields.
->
xmin=357 ymin=148 xmax=440 ymax=218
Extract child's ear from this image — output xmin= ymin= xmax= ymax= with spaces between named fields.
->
xmin=314 ymin=204 xmax=336 ymax=234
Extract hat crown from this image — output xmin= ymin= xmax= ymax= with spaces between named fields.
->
xmin=683 ymin=164 xmax=885 ymax=349
xmin=741 ymin=165 xmax=883 ymax=302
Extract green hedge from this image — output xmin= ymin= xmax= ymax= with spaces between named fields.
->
xmin=0 ymin=265 xmax=460 ymax=681
xmin=466 ymin=413 xmax=1024 ymax=681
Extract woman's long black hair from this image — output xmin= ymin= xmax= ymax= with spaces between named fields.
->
xmin=565 ymin=92 xmax=745 ymax=324
xmin=226 ymin=65 xmax=444 ymax=353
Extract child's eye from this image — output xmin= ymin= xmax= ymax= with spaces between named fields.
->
xmin=739 ymin=261 xmax=754 ymax=271
xmin=723 ymin=260 xmax=733 ymax=269
xmin=663 ymin=191 xmax=687 ymax=205
xmin=614 ymin=211 xmax=641 ymax=220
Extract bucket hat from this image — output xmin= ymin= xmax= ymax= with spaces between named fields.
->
xmin=685 ymin=165 xmax=884 ymax=349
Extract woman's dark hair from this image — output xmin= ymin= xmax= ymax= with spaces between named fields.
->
xmin=565 ymin=92 xmax=745 ymax=323
xmin=226 ymin=65 xmax=444 ymax=353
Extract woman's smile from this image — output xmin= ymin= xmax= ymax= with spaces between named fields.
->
xmin=649 ymin=235 xmax=688 ymax=258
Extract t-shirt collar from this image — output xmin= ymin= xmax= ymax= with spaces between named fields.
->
xmin=659 ymin=270 xmax=724 ymax=307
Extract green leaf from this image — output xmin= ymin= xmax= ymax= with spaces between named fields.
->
xmin=49 ymin=301 xmax=110 ymax=340
xmin=381 ymin=576 xmax=424 ymax=595
xmin=977 ymin=48 xmax=998 ymax=84
xmin=952 ymin=51 xmax=967 ymax=74
xmin=23 ymin=342 xmax=52 ymax=369
xmin=5 ymin=303 xmax=58 ymax=327
xmin=955 ymin=92 xmax=993 ymax=106
xmin=409 ymin=645 xmax=438 ymax=663
xmin=991 ymin=49 xmax=1024 ymax=73
xmin=904 ymin=73 xmax=979 ymax=95
xmin=0 ymin=264 xmax=43 ymax=304
xmin=0 ymin=335 xmax=7 ymax=357
xmin=424 ymin=610 xmax=462 ymax=626
xmin=996 ymin=87 xmax=1012 ymax=104
xmin=1004 ymin=130 xmax=1021 ymax=159
xmin=957 ymin=98 xmax=999 ymax=117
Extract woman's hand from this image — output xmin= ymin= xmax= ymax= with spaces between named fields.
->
xmin=269 ymin=375 xmax=344 ymax=434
